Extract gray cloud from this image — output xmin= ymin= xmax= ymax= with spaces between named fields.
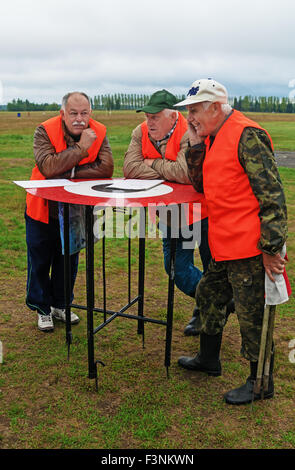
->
xmin=1 ymin=0 xmax=295 ymax=103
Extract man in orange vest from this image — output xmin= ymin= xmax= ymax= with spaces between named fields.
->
xmin=124 ymin=89 xmax=213 ymax=335
xmin=25 ymin=92 xmax=114 ymax=332
xmin=175 ymin=79 xmax=288 ymax=404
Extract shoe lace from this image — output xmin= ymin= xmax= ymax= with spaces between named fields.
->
xmin=40 ymin=314 xmax=52 ymax=322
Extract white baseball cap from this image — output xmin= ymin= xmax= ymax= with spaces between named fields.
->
xmin=174 ymin=78 xmax=228 ymax=107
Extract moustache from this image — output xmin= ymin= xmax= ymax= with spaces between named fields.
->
xmin=73 ymin=121 xmax=86 ymax=126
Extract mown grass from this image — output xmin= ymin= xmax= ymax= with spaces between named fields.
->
xmin=0 ymin=111 xmax=294 ymax=451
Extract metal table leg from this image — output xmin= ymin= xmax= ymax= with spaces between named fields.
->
xmin=69 ymin=204 xmax=176 ymax=389
xmin=137 ymin=207 xmax=146 ymax=345
xmin=102 ymin=210 xmax=107 ymax=323
xmin=128 ymin=208 xmax=132 ymax=305
xmin=85 ymin=205 xmax=98 ymax=388
xmin=63 ymin=202 xmax=72 ymax=360
xmin=165 ymin=235 xmax=176 ymax=378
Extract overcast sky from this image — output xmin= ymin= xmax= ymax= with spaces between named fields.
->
xmin=1 ymin=0 xmax=295 ymax=104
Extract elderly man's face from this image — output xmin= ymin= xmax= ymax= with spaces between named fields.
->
xmin=145 ymin=110 xmax=176 ymax=141
xmin=60 ymin=94 xmax=91 ymax=136
xmin=187 ymin=102 xmax=220 ymax=137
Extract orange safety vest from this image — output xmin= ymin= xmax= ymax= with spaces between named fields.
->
xmin=141 ymin=113 xmax=207 ymax=224
xmin=203 ymin=109 xmax=273 ymax=261
xmin=26 ymin=116 xmax=106 ymax=223
xmin=141 ymin=112 xmax=188 ymax=161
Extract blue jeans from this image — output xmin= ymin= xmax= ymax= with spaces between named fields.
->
xmin=160 ymin=217 xmax=211 ymax=298
xmin=25 ymin=213 xmax=79 ymax=315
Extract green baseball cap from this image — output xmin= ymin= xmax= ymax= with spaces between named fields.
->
xmin=136 ymin=89 xmax=177 ymax=113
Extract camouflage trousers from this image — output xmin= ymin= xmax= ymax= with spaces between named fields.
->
xmin=195 ymin=254 xmax=265 ymax=361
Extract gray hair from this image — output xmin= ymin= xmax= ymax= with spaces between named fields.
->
xmin=61 ymin=92 xmax=91 ymax=110
xmin=202 ymin=101 xmax=232 ymax=114
xmin=162 ymin=108 xmax=178 ymax=118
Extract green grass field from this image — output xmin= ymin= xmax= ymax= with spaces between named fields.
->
xmin=0 ymin=111 xmax=294 ymax=450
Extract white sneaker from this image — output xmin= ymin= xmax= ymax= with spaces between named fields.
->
xmin=38 ymin=313 xmax=54 ymax=332
xmin=51 ymin=307 xmax=80 ymax=324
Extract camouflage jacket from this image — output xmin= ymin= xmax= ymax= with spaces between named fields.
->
xmin=185 ymin=127 xmax=288 ymax=255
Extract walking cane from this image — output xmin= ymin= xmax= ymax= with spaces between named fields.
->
xmin=254 ymin=246 xmax=291 ymax=399
xmin=254 ymin=304 xmax=276 ymax=398
xmin=262 ymin=305 xmax=276 ymax=392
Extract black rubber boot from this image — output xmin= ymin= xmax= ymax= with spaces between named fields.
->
xmin=183 ymin=307 xmax=202 ymax=336
xmin=224 ymin=351 xmax=275 ymax=405
xmin=178 ymin=332 xmax=222 ymax=376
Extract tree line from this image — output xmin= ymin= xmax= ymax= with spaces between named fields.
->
xmin=233 ymin=95 xmax=295 ymax=113
xmin=4 ymin=94 xmax=295 ymax=113
xmin=91 ymin=94 xmax=161 ymax=110
xmin=6 ymin=99 xmax=60 ymax=111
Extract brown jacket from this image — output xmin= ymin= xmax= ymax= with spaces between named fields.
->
xmin=33 ymin=121 xmax=114 ymax=179
xmin=123 ymin=123 xmax=190 ymax=184
xmin=33 ymin=121 xmax=114 ymax=217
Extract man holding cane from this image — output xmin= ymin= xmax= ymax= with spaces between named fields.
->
xmin=175 ymin=78 xmax=288 ymax=404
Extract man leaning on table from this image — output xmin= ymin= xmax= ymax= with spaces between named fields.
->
xmin=25 ymin=92 xmax=114 ymax=332
xmin=175 ymin=79 xmax=287 ymax=404
xmin=123 ymin=89 xmax=215 ymax=335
